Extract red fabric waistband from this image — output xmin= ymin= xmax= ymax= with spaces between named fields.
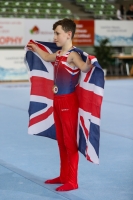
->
xmin=54 ymin=91 xmax=76 ymax=99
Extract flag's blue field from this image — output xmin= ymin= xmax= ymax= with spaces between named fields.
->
xmin=0 ymin=79 xmax=133 ymax=200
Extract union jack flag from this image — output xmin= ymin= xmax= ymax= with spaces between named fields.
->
xmin=25 ymin=40 xmax=104 ymax=164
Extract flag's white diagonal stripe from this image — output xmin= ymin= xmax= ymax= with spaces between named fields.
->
xmin=30 ymin=106 xmax=52 ymax=120
xmin=87 ymin=141 xmax=99 ymax=164
xmin=80 ymin=82 xmax=104 ymax=97
xmin=30 ymin=95 xmax=53 ymax=106
xmin=30 ymin=69 xmax=54 ymax=80
xmin=28 ymin=113 xmax=54 ymax=135
xmin=79 ymin=108 xmax=100 ymax=126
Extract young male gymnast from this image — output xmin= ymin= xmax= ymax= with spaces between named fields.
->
xmin=27 ymin=18 xmax=93 ymax=192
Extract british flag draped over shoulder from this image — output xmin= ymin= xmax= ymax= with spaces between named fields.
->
xmin=25 ymin=40 xmax=104 ymax=165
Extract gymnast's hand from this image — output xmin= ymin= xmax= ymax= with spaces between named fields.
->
xmin=86 ymin=56 xmax=93 ymax=70
xmin=27 ymin=42 xmax=38 ymax=52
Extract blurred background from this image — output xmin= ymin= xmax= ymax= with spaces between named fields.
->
xmin=0 ymin=0 xmax=133 ymax=81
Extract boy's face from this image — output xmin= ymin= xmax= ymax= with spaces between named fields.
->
xmin=53 ymin=25 xmax=72 ymax=47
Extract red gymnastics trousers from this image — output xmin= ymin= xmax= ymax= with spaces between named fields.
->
xmin=45 ymin=91 xmax=79 ymax=191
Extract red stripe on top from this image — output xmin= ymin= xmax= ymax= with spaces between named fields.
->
xmin=85 ymin=146 xmax=93 ymax=162
xmin=30 ymin=76 xmax=54 ymax=100
xmin=80 ymin=116 xmax=89 ymax=139
xmin=86 ymin=154 xmax=93 ymax=162
xmin=84 ymin=68 xmax=93 ymax=82
xmin=78 ymin=87 xmax=103 ymax=118
xmin=56 ymin=50 xmax=61 ymax=56
xmin=88 ymin=55 xmax=96 ymax=60
xmin=56 ymin=52 xmax=80 ymax=73
xmin=29 ymin=106 xmax=53 ymax=127
xmin=64 ymin=65 xmax=80 ymax=73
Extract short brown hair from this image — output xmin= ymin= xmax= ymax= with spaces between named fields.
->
xmin=53 ymin=18 xmax=76 ymax=39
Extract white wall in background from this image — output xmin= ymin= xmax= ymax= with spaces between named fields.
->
xmin=95 ymin=20 xmax=133 ymax=46
xmin=0 ymin=18 xmax=25 ymax=46
xmin=0 ymin=50 xmax=28 ymax=81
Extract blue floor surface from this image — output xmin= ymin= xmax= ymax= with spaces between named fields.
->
xmin=0 ymin=79 xmax=133 ymax=200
